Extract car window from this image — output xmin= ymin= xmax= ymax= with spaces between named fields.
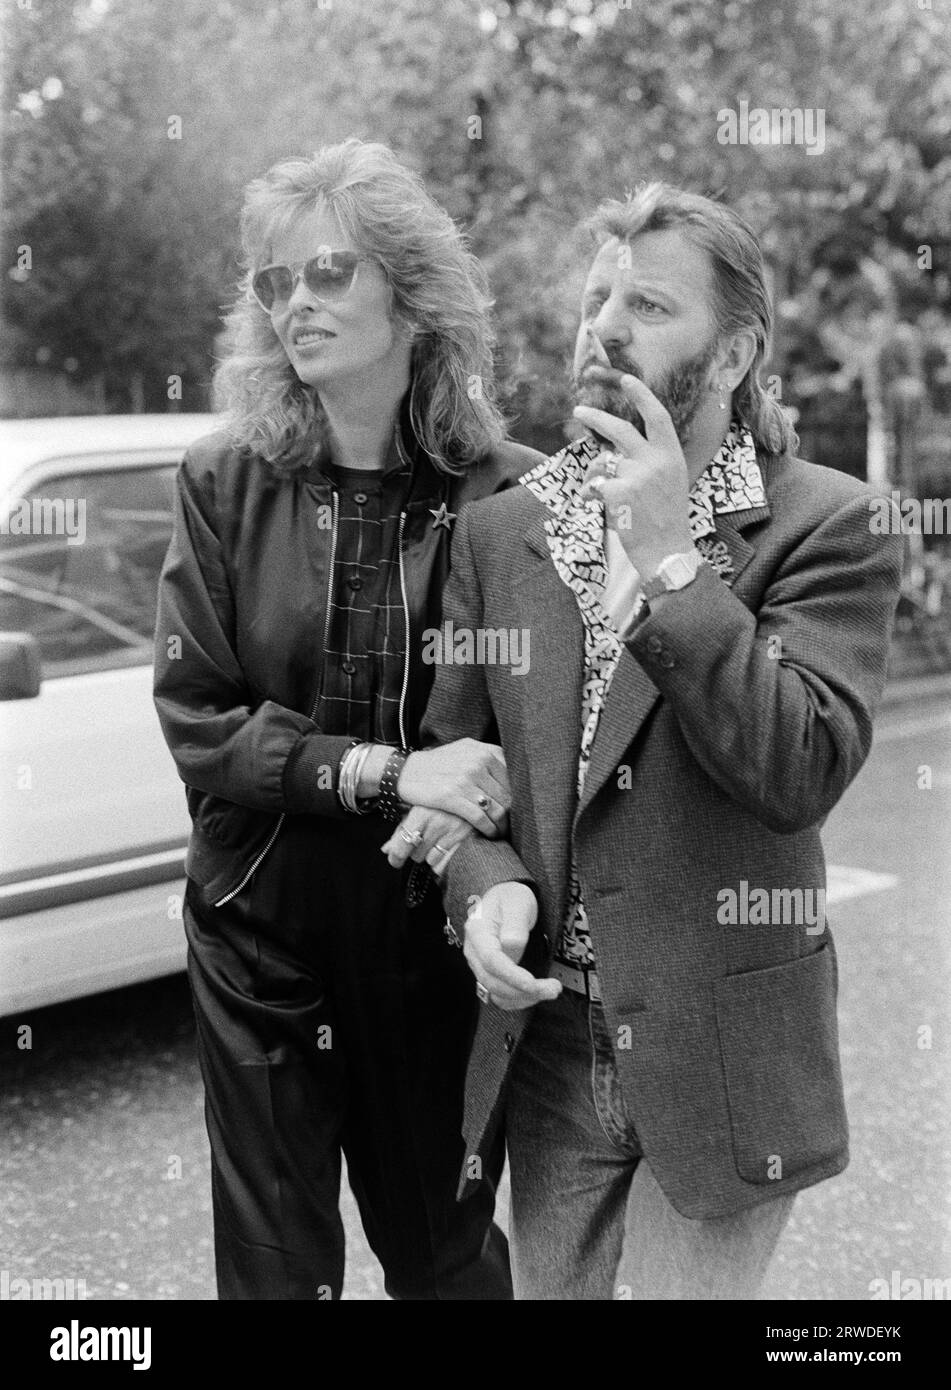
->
xmin=0 ymin=464 xmax=177 ymax=676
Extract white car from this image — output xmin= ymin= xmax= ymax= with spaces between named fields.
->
xmin=0 ymin=414 xmax=218 ymax=1015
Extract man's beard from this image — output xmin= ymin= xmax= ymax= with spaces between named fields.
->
xmin=573 ymin=342 xmax=717 ymax=444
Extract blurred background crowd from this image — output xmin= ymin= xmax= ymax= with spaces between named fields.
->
xmin=4 ymin=0 xmax=951 ymax=669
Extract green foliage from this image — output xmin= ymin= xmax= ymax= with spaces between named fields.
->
xmin=2 ymin=0 xmax=949 ymax=432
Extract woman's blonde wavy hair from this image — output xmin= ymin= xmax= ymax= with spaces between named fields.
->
xmin=213 ymin=139 xmax=507 ymax=474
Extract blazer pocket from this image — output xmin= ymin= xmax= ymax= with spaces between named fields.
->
xmin=714 ymin=945 xmax=848 ymax=1184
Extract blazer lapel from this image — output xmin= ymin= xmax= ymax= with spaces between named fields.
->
xmin=696 ymin=509 xmax=764 ymax=590
xmin=576 ymin=506 xmax=767 ymax=817
xmin=517 ymin=514 xmax=585 ymax=920
xmin=576 ymin=649 xmax=660 ymax=820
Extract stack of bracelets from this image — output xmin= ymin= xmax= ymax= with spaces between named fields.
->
xmin=336 ymin=740 xmax=377 ymax=815
xmin=336 ymin=743 xmax=434 ymax=907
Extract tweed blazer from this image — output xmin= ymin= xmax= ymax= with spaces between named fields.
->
xmin=419 ymin=449 xmax=903 ymax=1219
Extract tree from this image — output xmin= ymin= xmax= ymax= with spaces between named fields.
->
xmin=3 ymin=0 xmax=949 ymax=445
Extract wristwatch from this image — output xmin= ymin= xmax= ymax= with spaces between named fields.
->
xmin=640 ymin=548 xmax=703 ymax=603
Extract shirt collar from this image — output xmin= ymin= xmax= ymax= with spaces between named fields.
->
xmin=688 ymin=419 xmax=766 ymax=538
xmin=519 ymin=418 xmax=766 ymax=539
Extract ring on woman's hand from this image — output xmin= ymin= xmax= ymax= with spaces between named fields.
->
xmin=433 ymin=843 xmax=449 ymax=854
xmin=601 ymin=452 xmax=621 ymax=478
xmin=477 ymin=794 xmax=490 ymax=810
xmin=399 ymin=827 xmax=423 ymax=845
xmin=475 ymin=982 xmax=490 ymax=1004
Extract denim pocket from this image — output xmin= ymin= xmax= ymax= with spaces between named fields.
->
xmin=588 ymin=1002 xmax=640 ymax=1155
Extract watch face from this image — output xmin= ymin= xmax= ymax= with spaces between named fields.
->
xmin=662 ymin=554 xmax=694 ymax=587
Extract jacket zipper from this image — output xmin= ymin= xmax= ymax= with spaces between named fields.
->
xmin=397 ymin=510 xmax=410 ymax=749
xmin=312 ymin=490 xmax=340 ymax=721
xmin=213 ymin=490 xmax=340 ymax=908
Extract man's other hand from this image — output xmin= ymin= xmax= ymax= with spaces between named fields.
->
xmin=464 ymin=882 xmax=562 ymax=1012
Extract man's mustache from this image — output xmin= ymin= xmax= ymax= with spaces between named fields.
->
xmin=571 ymin=357 xmax=648 ymax=439
xmin=575 ymin=352 xmax=641 ymax=384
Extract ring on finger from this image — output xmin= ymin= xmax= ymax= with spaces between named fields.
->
xmin=600 ymin=451 xmax=621 ymax=479
xmin=399 ymin=827 xmax=423 ymax=845
xmin=477 ymin=793 xmax=491 ymax=811
xmin=475 ymin=982 xmax=490 ymax=1004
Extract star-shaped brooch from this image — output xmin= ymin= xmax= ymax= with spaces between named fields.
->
xmin=429 ymin=501 xmax=457 ymax=531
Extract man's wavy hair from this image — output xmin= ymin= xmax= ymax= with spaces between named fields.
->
xmin=213 ymin=139 xmax=507 ymax=474
xmin=586 ymin=183 xmax=797 ymax=457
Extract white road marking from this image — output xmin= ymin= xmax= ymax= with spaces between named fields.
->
xmin=826 ymin=864 xmax=900 ymax=905
xmin=875 ymin=713 xmax=951 ymax=744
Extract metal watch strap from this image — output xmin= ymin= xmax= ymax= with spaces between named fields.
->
xmin=640 ymin=571 xmax=671 ymax=603
xmin=406 ymin=862 xmax=434 ymax=909
xmin=378 ymin=746 xmax=413 ymax=823
xmin=377 ymin=746 xmax=434 ymax=906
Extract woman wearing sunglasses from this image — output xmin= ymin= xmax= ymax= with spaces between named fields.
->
xmin=153 ymin=139 xmax=541 ymax=1299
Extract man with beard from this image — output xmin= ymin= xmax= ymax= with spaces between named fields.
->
xmin=384 ymin=184 xmax=903 ymax=1299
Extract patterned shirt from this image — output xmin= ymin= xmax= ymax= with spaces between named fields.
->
xmin=316 ymin=444 xmax=414 ymax=745
xmin=519 ymin=419 xmax=766 ymax=969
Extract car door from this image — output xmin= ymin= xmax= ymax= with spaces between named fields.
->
xmin=0 ymin=450 xmax=192 ymax=1012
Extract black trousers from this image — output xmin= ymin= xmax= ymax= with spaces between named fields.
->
xmin=183 ymin=812 xmax=510 ymax=1300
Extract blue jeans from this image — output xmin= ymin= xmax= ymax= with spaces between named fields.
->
xmin=505 ymin=988 xmax=794 ymax=1300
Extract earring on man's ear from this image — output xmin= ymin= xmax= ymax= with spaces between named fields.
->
xmin=717 ymin=382 xmax=728 ymax=410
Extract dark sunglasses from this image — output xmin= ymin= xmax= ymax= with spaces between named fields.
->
xmin=250 ymin=250 xmax=370 ymax=312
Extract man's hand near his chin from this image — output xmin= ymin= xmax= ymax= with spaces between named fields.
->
xmin=464 ymin=882 xmax=562 ymax=1012
xmin=574 ymin=370 xmax=696 ymax=578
